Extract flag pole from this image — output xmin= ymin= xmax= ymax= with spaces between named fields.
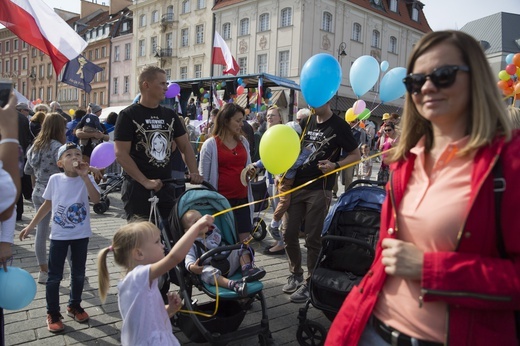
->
xmin=209 ymin=12 xmax=216 ymax=116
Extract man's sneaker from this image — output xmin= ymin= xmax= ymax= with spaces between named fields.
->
xmin=46 ymin=313 xmax=64 ymax=333
xmin=232 ymin=280 xmax=248 ymax=297
xmin=290 ymin=284 xmax=310 ymax=303
xmin=38 ymin=271 xmax=48 ymax=284
xmin=243 ymin=266 xmax=266 ymax=282
xmin=67 ymin=305 xmax=89 ymax=323
xmin=282 ymin=274 xmax=304 ymax=293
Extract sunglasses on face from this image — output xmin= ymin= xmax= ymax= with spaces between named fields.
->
xmin=384 ymin=129 xmax=393 ymax=133
xmin=402 ymin=65 xmax=470 ymax=95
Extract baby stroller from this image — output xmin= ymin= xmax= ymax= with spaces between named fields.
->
xmin=166 ymin=182 xmax=272 ymax=345
xmin=250 ymin=176 xmax=269 ymax=241
xmin=296 ymin=180 xmax=386 ymax=346
xmin=93 ymin=172 xmax=124 ymax=214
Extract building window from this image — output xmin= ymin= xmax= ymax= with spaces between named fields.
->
xmin=197 ymin=0 xmax=205 ymax=10
xmin=281 ymin=8 xmax=292 ymax=27
xmin=39 ymin=87 xmax=44 ymax=99
xmin=182 ymin=0 xmax=190 ymax=14
xmin=222 ymin=23 xmax=231 ymax=40
xmin=259 ymin=13 xmax=269 ymax=32
xmin=95 ymin=48 xmax=99 ymax=59
xmin=166 ymin=33 xmax=173 ymax=49
xmin=122 ymin=22 xmax=129 ymax=32
xmin=352 ymin=23 xmax=362 ymax=42
xmin=412 ymin=6 xmax=419 ymax=21
xmin=167 ymin=5 xmax=174 ymax=16
xmin=180 ymin=66 xmax=187 ymax=79
xmin=100 ymin=92 xmax=104 ymax=105
xmin=38 ymin=64 xmax=44 ymax=77
xmin=390 ymin=0 xmax=398 ymax=12
xmin=181 ymin=28 xmax=189 ymax=47
xmin=47 ymin=63 xmax=52 ymax=76
xmin=152 ymin=10 xmax=159 ymax=23
xmin=13 ymin=59 xmax=18 ymax=72
xmin=257 ymin=54 xmax=267 ymax=74
xmin=47 ymin=87 xmax=52 ymax=102
xmin=139 ymin=14 xmax=146 ymax=27
xmin=372 ymin=30 xmax=380 ymax=48
xmin=279 ymin=50 xmax=289 ymax=77
xmin=22 ymin=41 xmax=27 ymax=49
xmin=240 ymin=18 xmax=249 ymax=36
xmin=389 ymin=36 xmax=397 ymax=53
xmin=194 ymin=64 xmax=202 ymax=78
xmin=5 ymin=61 xmax=10 ymax=73
xmin=124 ymin=76 xmax=129 ymax=93
xmin=165 ymin=69 xmax=171 ymax=80
xmin=151 ymin=36 xmax=158 ymax=53
xmin=101 ymin=46 xmax=106 ymax=58
xmin=139 ymin=39 xmax=145 ymax=56
xmin=22 ymin=57 xmax=27 ymax=70
xmin=114 ymin=46 xmax=120 ymax=61
xmin=322 ymin=12 xmax=333 ymax=32
xmin=196 ymin=25 xmax=204 ymax=44
xmin=238 ymin=57 xmax=247 ymax=75
xmin=13 ymin=39 xmax=18 ymax=51
xmin=113 ymin=77 xmax=118 ymax=94
xmin=5 ymin=41 xmax=9 ymax=53
xmin=125 ymin=43 xmax=131 ymax=60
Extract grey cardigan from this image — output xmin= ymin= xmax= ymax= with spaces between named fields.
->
xmin=198 ymin=136 xmax=254 ymax=219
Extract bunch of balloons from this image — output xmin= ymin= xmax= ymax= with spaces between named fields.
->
xmin=497 ymin=53 xmax=520 ymax=97
xmin=345 ymin=100 xmax=371 ymax=122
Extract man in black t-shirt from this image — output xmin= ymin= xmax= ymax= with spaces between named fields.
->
xmin=281 ymin=100 xmax=361 ymax=303
xmin=114 ymin=66 xmax=203 ymax=222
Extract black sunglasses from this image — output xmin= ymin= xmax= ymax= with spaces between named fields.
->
xmin=402 ymin=65 xmax=470 ymax=95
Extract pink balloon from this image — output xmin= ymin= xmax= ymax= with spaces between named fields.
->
xmin=90 ymin=142 xmax=116 ymax=169
xmin=236 ymin=86 xmax=245 ymax=95
xmin=506 ymin=64 xmax=517 ymax=75
xmin=353 ymin=100 xmax=366 ymax=114
xmin=165 ymin=83 xmax=180 ymax=98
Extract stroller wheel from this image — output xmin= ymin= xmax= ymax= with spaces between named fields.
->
xmin=296 ymin=320 xmax=327 ymax=346
xmin=251 ymin=217 xmax=267 ymax=241
xmin=93 ymin=198 xmax=109 ymax=214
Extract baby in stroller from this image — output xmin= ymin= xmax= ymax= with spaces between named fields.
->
xmin=181 ymin=210 xmax=266 ymax=297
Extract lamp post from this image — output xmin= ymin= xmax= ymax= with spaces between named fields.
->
xmin=336 ymin=42 xmax=347 ymax=112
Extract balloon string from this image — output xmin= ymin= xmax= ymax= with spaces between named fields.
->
xmin=212 ymin=150 xmax=386 ymax=218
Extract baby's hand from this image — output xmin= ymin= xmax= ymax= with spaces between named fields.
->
xmin=189 ymin=259 xmax=204 ymax=275
xmin=166 ymin=291 xmax=182 ymax=317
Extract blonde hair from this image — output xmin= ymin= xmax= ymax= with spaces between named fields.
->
xmin=389 ymin=30 xmax=513 ymax=162
xmin=97 ymin=221 xmax=160 ymax=303
xmin=507 ymin=105 xmax=520 ymax=129
xmin=30 ymin=111 xmax=46 ymax=124
xmin=31 ymin=112 xmax=66 ymax=152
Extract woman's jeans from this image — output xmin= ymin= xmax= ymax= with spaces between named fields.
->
xmin=46 ymin=237 xmax=89 ymax=314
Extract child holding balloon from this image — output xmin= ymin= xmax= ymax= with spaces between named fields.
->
xmin=97 ymin=216 xmax=214 ymax=346
xmin=19 ymin=143 xmax=100 ymax=333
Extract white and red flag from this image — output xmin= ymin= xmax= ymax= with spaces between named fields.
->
xmin=0 ymin=0 xmax=88 ymax=75
xmin=212 ymin=31 xmax=239 ymax=76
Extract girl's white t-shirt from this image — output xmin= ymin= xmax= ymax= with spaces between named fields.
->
xmin=118 ymin=265 xmax=180 ymax=346
xmin=0 ymin=161 xmax=17 ymax=215
xmin=43 ymin=173 xmax=98 ymax=240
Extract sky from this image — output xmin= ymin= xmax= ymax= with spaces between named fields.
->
xmin=41 ymin=0 xmax=520 ymax=31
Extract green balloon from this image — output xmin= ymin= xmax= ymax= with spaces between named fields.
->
xmin=216 ymin=84 xmax=222 ymax=90
xmin=357 ymin=108 xmax=371 ymax=120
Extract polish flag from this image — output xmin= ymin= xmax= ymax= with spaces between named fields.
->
xmin=212 ymin=31 xmax=239 ymax=76
xmin=0 ymin=0 xmax=87 ymax=75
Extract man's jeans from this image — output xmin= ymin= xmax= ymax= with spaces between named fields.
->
xmin=46 ymin=237 xmax=89 ymax=313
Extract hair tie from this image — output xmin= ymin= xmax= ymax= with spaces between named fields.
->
xmin=108 ymin=245 xmax=113 ymax=252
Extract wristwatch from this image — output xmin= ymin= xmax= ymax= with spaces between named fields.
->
xmin=335 ymin=162 xmax=340 ymax=169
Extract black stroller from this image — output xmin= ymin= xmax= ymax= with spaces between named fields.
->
xmin=165 ymin=183 xmax=272 ymax=345
xmin=93 ymin=172 xmax=124 ymax=214
xmin=296 ymin=180 xmax=386 ymax=345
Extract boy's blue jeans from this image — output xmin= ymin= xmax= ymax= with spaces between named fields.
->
xmin=46 ymin=237 xmax=89 ymax=314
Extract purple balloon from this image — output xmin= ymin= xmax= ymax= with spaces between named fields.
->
xmin=90 ymin=142 xmax=116 ymax=169
xmin=165 ymin=83 xmax=180 ymax=98
xmin=197 ymin=114 xmax=203 ymax=120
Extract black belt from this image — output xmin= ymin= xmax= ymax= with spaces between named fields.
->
xmin=371 ymin=316 xmax=444 ymax=346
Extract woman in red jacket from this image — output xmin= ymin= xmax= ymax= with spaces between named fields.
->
xmin=326 ymin=30 xmax=520 ymax=346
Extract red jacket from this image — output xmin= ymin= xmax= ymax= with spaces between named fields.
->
xmin=326 ymin=131 xmax=520 ymax=346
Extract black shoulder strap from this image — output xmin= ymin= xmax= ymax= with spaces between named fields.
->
xmin=492 ymin=157 xmax=506 ymax=258
xmin=194 ymin=240 xmax=207 ymax=259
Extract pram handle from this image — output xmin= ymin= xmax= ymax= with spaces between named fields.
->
xmin=321 ymin=235 xmax=376 ymax=257
xmin=347 ymin=179 xmax=387 ymax=190
xmin=161 ymin=178 xmax=217 ymax=191
xmin=198 ymin=243 xmax=243 ymax=264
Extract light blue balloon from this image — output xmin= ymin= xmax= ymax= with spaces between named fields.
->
xmin=380 ymin=60 xmax=389 ymax=72
xmin=506 ymin=53 xmax=514 ymax=64
xmin=133 ymin=93 xmax=141 ymax=104
xmin=350 ymin=56 xmax=380 ymax=97
xmin=0 ymin=267 xmax=37 ymax=310
xmin=237 ymin=78 xmax=243 ymax=85
xmin=379 ymin=67 xmax=407 ymax=103
xmin=300 ymin=53 xmax=342 ymax=108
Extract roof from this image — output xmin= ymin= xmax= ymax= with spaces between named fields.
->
xmin=170 ymin=73 xmax=300 ymax=91
xmin=461 ymin=12 xmax=520 ymax=54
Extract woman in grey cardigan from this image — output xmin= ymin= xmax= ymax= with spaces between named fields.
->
xmin=198 ymin=103 xmax=255 ymax=242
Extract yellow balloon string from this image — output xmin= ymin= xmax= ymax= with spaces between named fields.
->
xmin=212 ymin=150 xmax=386 ymax=219
xmin=178 ymin=272 xmax=220 ymax=317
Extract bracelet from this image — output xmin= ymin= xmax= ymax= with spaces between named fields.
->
xmin=335 ymin=162 xmax=340 ymax=169
xmin=0 ymin=138 xmax=19 ymax=145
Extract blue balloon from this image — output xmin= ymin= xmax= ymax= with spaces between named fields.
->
xmin=300 ymin=53 xmax=342 ymax=108
xmin=506 ymin=53 xmax=514 ymax=64
xmin=379 ymin=67 xmax=407 ymax=103
xmin=350 ymin=56 xmax=380 ymax=97
xmin=133 ymin=93 xmax=141 ymax=104
xmin=237 ymin=78 xmax=243 ymax=85
xmin=380 ymin=60 xmax=389 ymax=72
xmin=0 ymin=267 xmax=37 ymax=310
xmin=221 ymin=81 xmax=227 ymax=87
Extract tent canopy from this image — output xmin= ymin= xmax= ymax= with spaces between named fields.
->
xmin=170 ymin=73 xmax=300 ymax=91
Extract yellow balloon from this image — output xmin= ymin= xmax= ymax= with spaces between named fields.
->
xmin=345 ymin=108 xmax=357 ymax=122
xmin=259 ymin=124 xmax=300 ymax=175
xmin=69 ymin=109 xmax=75 ymax=115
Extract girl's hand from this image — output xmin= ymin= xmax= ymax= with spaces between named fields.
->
xmin=166 ymin=291 xmax=183 ymax=317
xmin=196 ymin=215 xmax=215 ymax=234
xmin=19 ymin=226 xmax=33 ymax=241
xmin=381 ymin=238 xmax=424 ymax=280
xmin=89 ymin=166 xmax=103 ymax=181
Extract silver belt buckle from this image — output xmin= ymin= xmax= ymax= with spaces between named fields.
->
xmin=391 ymin=330 xmax=400 ymax=346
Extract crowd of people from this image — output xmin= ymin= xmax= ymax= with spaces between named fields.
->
xmin=2 ymin=29 xmax=520 ymax=345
